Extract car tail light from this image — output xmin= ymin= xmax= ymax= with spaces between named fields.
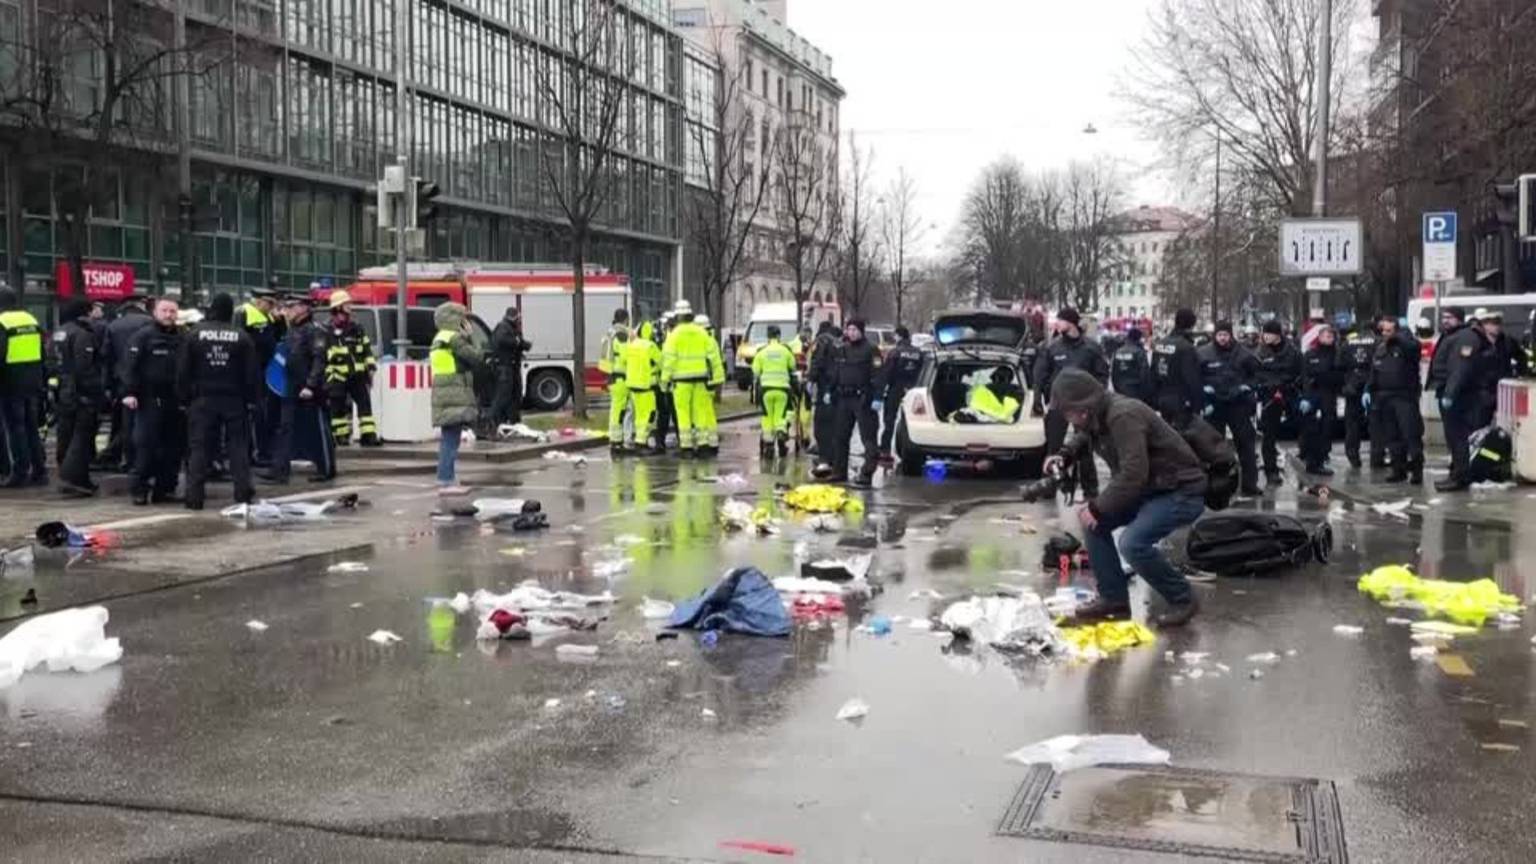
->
xmin=911 ymin=393 xmax=928 ymax=416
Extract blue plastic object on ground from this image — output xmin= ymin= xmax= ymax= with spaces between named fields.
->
xmin=868 ymin=615 xmax=892 ymax=636
xmin=924 ymin=460 xmax=947 ymax=482
xmin=668 ymin=567 xmax=792 ymax=637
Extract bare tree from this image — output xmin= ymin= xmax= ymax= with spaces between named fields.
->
xmin=534 ymin=0 xmax=633 ymax=419
xmin=683 ymin=33 xmax=777 ymax=330
xmin=1061 ymin=160 xmax=1127 ymax=311
xmin=879 ymin=168 xmax=924 ymax=327
xmin=956 ymin=157 xmax=1032 ymax=303
xmin=772 ymin=113 xmax=840 ymax=329
xmin=1123 ymin=0 xmax=1364 ymax=217
xmin=832 ymin=136 xmax=882 ymax=318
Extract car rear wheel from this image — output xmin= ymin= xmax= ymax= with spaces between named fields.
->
xmin=527 ymin=369 xmax=572 ymax=411
xmin=895 ymin=417 xmax=925 ymax=476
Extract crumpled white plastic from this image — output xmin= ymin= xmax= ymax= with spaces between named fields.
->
xmin=940 ymin=594 xmax=1066 ymax=654
xmin=836 ymin=698 xmax=869 ymax=721
xmin=470 ymin=582 xmax=615 ymax=615
xmin=1370 ymin=498 xmax=1414 ymax=519
xmin=469 ymin=498 xmax=531 ymax=521
xmin=448 ymin=593 xmax=472 ymax=615
xmin=367 ymin=630 xmax=403 ymax=645
xmin=640 ymin=597 xmax=675 ymax=620
xmin=0 ymin=606 xmax=123 ymax=688
xmin=542 ymin=451 xmax=588 ymax=464
xmin=499 ymin=423 xmax=549 ymax=443
xmin=327 ymin=561 xmax=370 ymax=573
xmin=221 ymin=500 xmax=338 ymax=524
xmin=1004 ymin=734 xmax=1171 ymax=771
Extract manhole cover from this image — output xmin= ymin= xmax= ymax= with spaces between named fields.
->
xmin=997 ymin=764 xmax=1346 ymax=863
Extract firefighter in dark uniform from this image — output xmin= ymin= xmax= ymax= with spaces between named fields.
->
xmin=262 ymin=294 xmax=334 ymax=483
xmin=1110 ymin=326 xmax=1152 ymax=404
xmin=1299 ymin=324 xmax=1345 ymax=477
xmin=1197 ymin=321 xmax=1260 ymax=495
xmin=178 ymin=293 xmax=258 ymax=510
xmin=811 ymin=319 xmax=881 ymax=486
xmin=808 ymin=320 xmax=839 ymax=455
xmin=1431 ymin=309 xmax=1488 ymax=492
xmin=236 ymin=286 xmax=282 ymax=465
xmin=1342 ymin=322 xmax=1383 ymax=469
xmin=53 ymin=299 xmax=107 ymax=497
xmin=321 ymin=291 xmax=379 ymax=447
xmin=1032 ymin=307 xmax=1109 ymax=495
xmin=1254 ymin=319 xmax=1302 ymax=484
xmin=99 ymin=294 xmax=152 ymax=471
xmin=877 ymin=325 xmax=924 ymax=459
xmin=122 ymin=298 xmax=185 ymax=505
xmin=1150 ymin=307 xmax=1203 ymax=427
xmin=1366 ymin=314 xmax=1424 ymax=484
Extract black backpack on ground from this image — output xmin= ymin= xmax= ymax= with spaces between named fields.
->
xmin=1179 ymin=416 xmax=1239 ymax=511
xmin=1467 ymin=425 xmax=1513 ymax=483
xmin=1184 ymin=510 xmax=1332 ymax=576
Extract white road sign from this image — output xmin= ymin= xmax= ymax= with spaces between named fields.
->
xmin=1279 ymin=218 xmax=1363 ymax=277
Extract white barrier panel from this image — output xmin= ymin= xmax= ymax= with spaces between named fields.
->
xmin=374 ymin=360 xmax=437 ymax=443
xmin=1497 ymin=379 xmax=1536 ymax=482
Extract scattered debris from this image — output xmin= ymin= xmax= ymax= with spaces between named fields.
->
xmin=1332 ymin=624 xmax=1364 ymax=636
xmin=326 ymin=561 xmax=370 ymax=573
xmin=1470 ymin=481 xmax=1516 ymax=491
xmin=221 ymin=496 xmax=360 ymax=524
xmin=1411 ymin=620 xmax=1479 ymax=637
xmin=801 ymin=554 xmax=872 ymax=582
xmin=1410 ymin=645 xmax=1439 ymax=660
xmin=908 ymin=618 xmax=933 ymax=631
xmin=908 ymin=589 xmax=944 ymax=601
xmin=712 ymin=473 xmax=749 ymax=488
xmin=1248 ymin=669 xmax=1265 ymax=680
xmin=1385 ymin=617 xmax=1414 ymax=626
xmin=245 ymin=620 xmax=269 ymax=632
xmin=1359 ymin=565 xmax=1521 ymax=628
xmin=447 ymin=593 xmax=472 ymax=615
xmin=863 ymin=616 xmax=892 ymax=636
xmin=498 ymin=423 xmax=549 ymax=443
xmin=701 ymin=708 xmax=717 ymax=720
xmin=543 ymin=698 xmax=562 ymax=710
xmin=1059 ymin=621 xmax=1157 ymax=656
xmin=782 ymin=484 xmax=865 ymax=515
xmin=367 ymin=630 xmax=402 ymax=645
xmin=1004 ymin=733 xmax=1170 ymax=772
xmin=555 ymin=644 xmax=599 ymax=658
xmin=613 ymin=534 xmax=646 ymax=547
xmin=805 ymin=514 xmax=842 ymax=533
xmin=835 ymin=698 xmax=870 ymax=721
xmin=1499 ymin=719 xmax=1528 ymax=729
xmin=669 ymin=568 xmax=792 ymax=637
xmin=1369 ymin=499 xmax=1414 ymax=519
xmin=719 ymin=500 xmax=779 ymax=535
xmin=0 ymin=606 xmax=123 ymax=688
xmin=940 ymin=594 xmax=1067 ymax=655
xmin=1246 ymin=652 xmax=1280 ymax=664
xmin=1436 ymin=654 xmax=1475 ymax=677
xmin=640 ymin=597 xmax=676 ymax=620
xmin=1480 ymin=742 xmax=1520 ymax=752
xmin=542 ymin=451 xmax=589 ymax=464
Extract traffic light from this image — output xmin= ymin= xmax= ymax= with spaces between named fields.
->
xmin=412 ymin=178 xmax=441 ymax=227
xmin=1492 ymin=181 xmax=1519 ymax=229
xmin=1520 ymin=174 xmax=1536 ymax=241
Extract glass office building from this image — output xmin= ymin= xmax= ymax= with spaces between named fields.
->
xmin=0 ymin=0 xmax=684 ymax=316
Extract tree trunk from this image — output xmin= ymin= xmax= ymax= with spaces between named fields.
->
xmin=571 ymin=233 xmax=588 ymax=420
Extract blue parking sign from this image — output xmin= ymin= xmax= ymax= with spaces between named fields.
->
xmin=1423 ymin=212 xmax=1457 ymax=244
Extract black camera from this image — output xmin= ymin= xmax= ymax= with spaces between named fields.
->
xmin=1020 ymin=451 xmax=1079 ymax=504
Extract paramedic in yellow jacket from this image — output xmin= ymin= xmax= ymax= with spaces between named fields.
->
xmin=752 ymin=325 xmax=796 ymax=459
xmin=623 ymin=321 xmax=663 ymax=454
xmin=598 ymin=307 xmax=630 ymax=455
xmin=661 ymin=305 xmax=725 ymax=458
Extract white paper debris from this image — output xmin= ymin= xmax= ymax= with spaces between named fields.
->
xmin=1410 ymin=645 xmax=1439 ymax=660
xmin=908 ymin=589 xmax=944 ymax=601
xmin=1385 ymin=617 xmax=1414 ymax=626
xmin=470 ymin=582 xmax=615 ymax=615
xmin=448 ymin=593 xmax=472 ymax=615
xmin=543 ymin=698 xmax=561 ymax=709
xmin=326 ymin=561 xmax=370 ymax=573
xmin=1369 ymin=498 xmax=1414 ymax=519
xmin=640 ymin=597 xmax=676 ymax=620
xmin=1332 ymin=624 xmax=1364 ymax=636
xmin=1004 ymin=734 xmax=1170 ymax=772
xmin=542 ymin=450 xmax=588 ymax=464
xmin=939 ymin=594 xmax=1067 ymax=655
xmin=555 ymin=644 xmax=599 ymax=658
xmin=245 ymin=620 xmax=269 ymax=632
xmin=701 ymin=708 xmax=717 ymax=719
xmin=1471 ymin=481 xmax=1516 ymax=491
xmin=367 ymin=630 xmax=402 ymax=645
xmin=1245 ymin=652 xmax=1279 ymax=663
xmin=0 ymin=606 xmax=123 ymax=688
xmin=499 ymin=423 xmax=549 ymax=443
xmin=835 ymin=698 xmax=870 ymax=721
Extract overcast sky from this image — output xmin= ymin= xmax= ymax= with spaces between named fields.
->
xmin=791 ymin=0 xmax=1167 ymax=257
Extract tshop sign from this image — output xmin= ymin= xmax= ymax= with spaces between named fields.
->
xmin=56 ymin=262 xmax=136 ymax=300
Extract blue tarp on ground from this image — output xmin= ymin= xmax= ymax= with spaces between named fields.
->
xmin=667 ymin=567 xmax=792 ymax=637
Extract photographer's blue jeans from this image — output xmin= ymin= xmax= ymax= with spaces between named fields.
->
xmin=437 ymin=423 xmax=463 ymax=485
xmin=1084 ymin=490 xmax=1206 ymax=606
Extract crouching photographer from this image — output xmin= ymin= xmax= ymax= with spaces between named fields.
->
xmin=1045 ymin=369 xmax=1208 ymax=628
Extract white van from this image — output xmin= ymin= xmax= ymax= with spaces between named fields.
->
xmin=1406 ymin=292 xmax=1536 ymax=340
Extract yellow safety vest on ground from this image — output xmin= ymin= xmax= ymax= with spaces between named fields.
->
xmin=967 ymin=384 xmax=1019 ymax=422
xmin=430 ymin=330 xmax=458 ymax=376
xmin=753 ymin=340 xmax=795 ymax=390
xmin=0 ymin=310 xmax=42 ymax=364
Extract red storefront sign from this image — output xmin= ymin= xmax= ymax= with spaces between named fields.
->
xmin=55 ymin=262 xmax=136 ymax=300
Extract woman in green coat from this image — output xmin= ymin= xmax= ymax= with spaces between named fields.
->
xmin=429 ymin=302 xmax=484 ymax=494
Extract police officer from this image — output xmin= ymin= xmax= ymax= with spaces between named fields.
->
xmin=752 ymin=324 xmax=797 ymax=459
xmin=812 ymin=319 xmax=881 ymax=486
xmin=1479 ymin=309 xmax=1526 ymax=393
xmin=1034 ymin=307 xmax=1109 ymax=494
xmin=808 ymin=320 xmax=839 ymax=454
xmin=1432 ymin=309 xmax=1488 ymax=492
xmin=1198 ymin=321 xmax=1260 ymax=495
xmin=1299 ymin=323 xmax=1344 ymax=476
xmin=488 ymin=306 xmax=531 ymax=431
xmin=0 ymin=287 xmax=46 ymax=487
xmin=600 ymin=307 xmax=631 ymax=455
xmin=1341 ymin=322 xmax=1383 ymax=469
xmin=236 ymin=286 xmax=282 ymax=465
xmin=1151 ymin=307 xmax=1203 ymax=427
xmin=1254 ymin=319 xmax=1301 ymax=485
xmin=53 ymin=298 xmax=106 ymax=497
xmin=321 ymin=291 xmax=379 ymax=447
xmin=877 ymin=325 xmax=924 ymax=458
xmin=99 ymin=293 xmax=152 ymax=471
xmin=1366 ymin=314 xmax=1423 ymax=484
xmin=178 ymin=294 xmax=258 ymax=510
xmin=263 ymin=294 xmax=334 ymax=484
xmin=1111 ymin=326 xmax=1152 ymax=404
xmin=122 ymin=297 xmax=185 ymax=505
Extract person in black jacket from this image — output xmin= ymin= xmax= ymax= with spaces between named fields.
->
xmin=1299 ymin=324 xmax=1345 ymax=476
xmin=1366 ymin=315 xmax=1424 ymax=484
xmin=52 ymin=299 xmax=107 ymax=497
xmin=1434 ymin=313 xmax=1490 ymax=492
xmin=811 ymin=319 xmax=881 ymax=486
xmin=1151 ymin=307 xmax=1203 ymax=427
xmin=488 ymin=307 xmax=532 ymax=430
xmin=1479 ymin=309 xmax=1527 ymax=395
xmin=1033 ymin=307 xmax=1109 ymax=495
xmin=236 ymin=287 xmax=282 ymax=465
xmin=1341 ymin=322 xmax=1383 ymax=469
xmin=180 ymin=293 xmax=259 ymax=510
xmin=808 ymin=320 xmax=839 ymax=455
xmin=98 ymin=294 xmax=152 ymax=471
xmin=877 ymin=326 xmax=924 ymax=458
xmin=1111 ymin=327 xmax=1152 ymax=404
xmin=122 ymin=298 xmax=185 ymax=505
xmin=1197 ymin=321 xmax=1260 ymax=495
xmin=1254 ymin=319 xmax=1301 ymax=484
xmin=262 ymin=294 xmax=334 ymax=484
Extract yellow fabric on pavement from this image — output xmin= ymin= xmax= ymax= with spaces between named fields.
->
xmin=1057 ymin=621 xmax=1157 ymax=655
xmin=1357 ymin=564 xmax=1522 ymax=628
xmin=783 ymin=484 xmax=865 ymax=514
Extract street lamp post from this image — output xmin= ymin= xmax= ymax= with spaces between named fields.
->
xmin=1212 ymin=130 xmax=1221 ymax=324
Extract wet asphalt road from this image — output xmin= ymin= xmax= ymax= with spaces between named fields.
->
xmin=3 ymin=424 xmax=1536 ymax=862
